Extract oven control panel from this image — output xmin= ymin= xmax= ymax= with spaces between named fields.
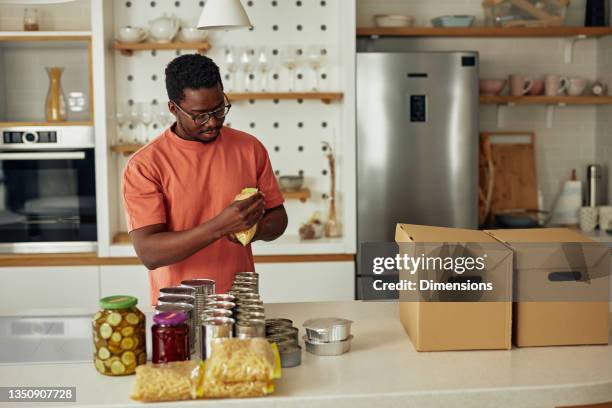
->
xmin=3 ymin=131 xmax=58 ymax=144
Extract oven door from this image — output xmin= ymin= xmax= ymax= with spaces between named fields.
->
xmin=0 ymin=149 xmax=97 ymax=253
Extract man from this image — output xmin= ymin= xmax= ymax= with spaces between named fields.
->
xmin=122 ymin=54 xmax=288 ymax=303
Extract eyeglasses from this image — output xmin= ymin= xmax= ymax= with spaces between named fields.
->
xmin=173 ymin=94 xmax=232 ymax=126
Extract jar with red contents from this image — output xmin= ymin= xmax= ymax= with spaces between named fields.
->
xmin=152 ymin=311 xmax=190 ymax=364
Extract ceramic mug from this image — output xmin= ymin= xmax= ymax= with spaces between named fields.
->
xmin=598 ymin=206 xmax=612 ymax=230
xmin=567 ymin=77 xmax=588 ymax=96
xmin=510 ymin=75 xmax=533 ymax=96
xmin=118 ymin=26 xmax=148 ymax=43
xmin=545 ymin=74 xmax=569 ymax=96
xmin=579 ymin=206 xmax=598 ymax=232
xmin=527 ymin=79 xmax=545 ymax=95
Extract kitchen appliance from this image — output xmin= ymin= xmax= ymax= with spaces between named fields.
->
xmin=356 ymin=49 xmax=479 ymax=299
xmin=0 ymin=126 xmax=96 ymax=253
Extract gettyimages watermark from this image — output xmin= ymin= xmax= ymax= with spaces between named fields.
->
xmin=357 ymin=242 xmax=611 ymax=302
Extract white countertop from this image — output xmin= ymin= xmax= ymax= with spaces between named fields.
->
xmin=1 ymin=301 xmax=612 ymax=408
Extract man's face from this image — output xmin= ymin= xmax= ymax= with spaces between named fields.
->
xmin=169 ymin=84 xmax=226 ymax=143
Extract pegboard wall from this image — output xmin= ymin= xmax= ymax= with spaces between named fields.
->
xmin=111 ymin=0 xmax=350 ymax=238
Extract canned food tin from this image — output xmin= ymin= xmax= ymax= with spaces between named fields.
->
xmin=234 ymin=320 xmax=266 ymax=338
xmin=206 ymin=294 xmax=235 ymax=303
xmin=202 ymin=308 xmax=233 ymax=319
xmin=267 ymin=333 xmax=297 ymax=346
xmin=204 ymin=300 xmax=235 ymax=310
xmin=160 ymin=287 xmax=196 ymax=297
xmin=201 ymin=317 xmax=234 ymax=360
xmin=236 ymin=305 xmax=265 ymax=315
xmin=234 ymin=292 xmax=260 ymax=301
xmin=235 ymin=311 xmax=265 ymax=321
xmin=157 ymin=294 xmax=195 ymax=306
xmin=265 ymin=318 xmax=293 ymax=327
xmin=235 ymin=299 xmax=264 ymax=308
xmin=233 ymin=276 xmax=258 ymax=285
xmin=266 ymin=326 xmax=299 ymax=341
xmin=236 ymin=271 xmax=259 ymax=277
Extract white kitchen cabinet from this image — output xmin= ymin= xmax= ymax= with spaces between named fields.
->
xmin=255 ymin=261 xmax=355 ymax=303
xmin=99 ymin=265 xmax=152 ymax=312
xmin=0 ymin=266 xmax=99 ymax=314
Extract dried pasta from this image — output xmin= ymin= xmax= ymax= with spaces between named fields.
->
xmin=204 ymin=338 xmax=280 ymax=383
xmin=232 ymin=188 xmax=259 ymax=246
xmin=131 ymin=361 xmax=202 ymax=402
xmin=201 ymin=380 xmax=274 ymax=398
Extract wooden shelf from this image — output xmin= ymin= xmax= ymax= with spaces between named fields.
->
xmin=227 ymin=92 xmax=343 ymax=104
xmin=357 ymin=26 xmax=612 ymax=38
xmin=113 ymin=40 xmax=210 ymax=56
xmin=110 ymin=144 xmax=142 ymax=155
xmin=0 ymin=121 xmax=93 ymax=126
xmin=0 ymin=31 xmax=91 ymax=41
xmin=480 ymin=95 xmax=612 ymax=105
xmin=281 ymin=188 xmax=311 ymax=202
xmin=113 ymin=232 xmax=131 ymax=244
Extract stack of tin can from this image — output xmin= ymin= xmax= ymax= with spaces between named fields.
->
xmin=228 ymin=272 xmax=266 ymax=340
xmin=155 ymin=286 xmax=197 ymax=354
xmin=265 ymin=318 xmax=302 ymax=368
xmin=179 ymin=279 xmax=215 ymax=352
xmin=200 ymin=294 xmax=235 ymax=360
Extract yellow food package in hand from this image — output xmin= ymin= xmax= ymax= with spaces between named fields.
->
xmin=232 ymin=187 xmax=259 ymax=246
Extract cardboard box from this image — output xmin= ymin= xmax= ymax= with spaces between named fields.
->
xmin=395 ymin=224 xmax=513 ymax=351
xmin=486 ymin=228 xmax=610 ymax=347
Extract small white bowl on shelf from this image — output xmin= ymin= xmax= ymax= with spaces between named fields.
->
xmin=179 ymin=27 xmax=208 ymax=43
xmin=373 ymin=14 xmax=415 ymax=28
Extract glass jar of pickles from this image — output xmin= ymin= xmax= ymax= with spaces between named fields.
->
xmin=92 ymin=295 xmax=146 ymax=376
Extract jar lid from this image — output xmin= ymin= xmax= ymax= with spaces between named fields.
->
xmin=154 ymin=311 xmax=187 ymax=325
xmin=99 ymin=295 xmax=137 ymax=310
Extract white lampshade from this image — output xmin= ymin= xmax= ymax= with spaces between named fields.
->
xmin=197 ymin=0 xmax=252 ymax=31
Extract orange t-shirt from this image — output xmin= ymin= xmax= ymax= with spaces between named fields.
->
xmin=122 ymin=126 xmax=284 ymax=304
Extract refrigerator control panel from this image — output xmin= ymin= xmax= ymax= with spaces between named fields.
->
xmin=410 ymin=95 xmax=427 ymax=122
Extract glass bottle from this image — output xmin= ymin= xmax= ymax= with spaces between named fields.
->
xmin=45 ymin=67 xmax=67 ymax=122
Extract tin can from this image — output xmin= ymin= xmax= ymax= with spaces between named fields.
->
xmin=201 ymin=317 xmax=234 ymax=360
xmin=160 ymin=286 xmax=196 ymax=297
xmin=206 ymin=293 xmax=235 ymax=303
xmin=234 ymin=292 xmax=260 ymax=301
xmin=155 ymin=303 xmax=195 ymax=355
xmin=266 ymin=326 xmax=299 ymax=341
xmin=181 ymin=279 xmax=216 ymax=345
xmin=234 ymin=319 xmax=266 ymax=338
xmin=202 ymin=308 xmax=233 ymax=319
xmin=205 ymin=300 xmax=235 ymax=310
xmin=235 ymin=311 xmax=265 ymax=321
xmin=235 ymin=299 xmax=264 ymax=308
xmin=236 ymin=305 xmax=265 ymax=315
xmin=157 ymin=294 xmax=195 ymax=306
xmin=265 ymin=318 xmax=293 ymax=328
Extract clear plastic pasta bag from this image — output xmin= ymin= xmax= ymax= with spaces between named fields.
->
xmin=131 ymin=360 xmax=203 ymax=402
xmin=232 ymin=187 xmax=259 ymax=246
xmin=199 ymin=338 xmax=281 ymax=398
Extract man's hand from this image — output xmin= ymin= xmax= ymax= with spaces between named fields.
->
xmin=216 ymin=192 xmax=265 ymax=237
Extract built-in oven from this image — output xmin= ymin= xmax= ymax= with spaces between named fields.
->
xmin=0 ymin=126 xmax=96 ymax=253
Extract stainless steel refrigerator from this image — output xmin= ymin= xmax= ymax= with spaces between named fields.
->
xmin=356 ymin=51 xmax=479 ymax=299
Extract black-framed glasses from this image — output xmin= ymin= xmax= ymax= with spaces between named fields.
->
xmin=173 ymin=94 xmax=232 ymax=126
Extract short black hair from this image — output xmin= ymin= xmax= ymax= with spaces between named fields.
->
xmin=165 ymin=54 xmax=223 ymax=103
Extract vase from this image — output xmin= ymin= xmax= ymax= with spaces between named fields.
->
xmin=323 ymin=141 xmax=342 ymax=238
xmin=45 ymin=67 xmax=67 ymax=122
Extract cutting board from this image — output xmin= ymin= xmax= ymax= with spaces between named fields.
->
xmin=479 ymin=132 xmax=538 ymax=225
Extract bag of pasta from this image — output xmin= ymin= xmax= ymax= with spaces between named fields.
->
xmin=232 ymin=187 xmax=259 ymax=246
xmin=131 ymin=360 xmax=203 ymax=402
xmin=200 ymin=338 xmax=281 ymax=398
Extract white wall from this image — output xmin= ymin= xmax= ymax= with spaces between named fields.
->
xmin=0 ymin=0 xmax=90 ymax=31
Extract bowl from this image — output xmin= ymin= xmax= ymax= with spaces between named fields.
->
xmin=373 ymin=14 xmax=415 ymax=28
xmin=180 ymin=26 xmax=208 ymax=43
xmin=303 ymin=317 xmax=353 ymax=342
xmin=479 ymin=79 xmax=507 ymax=95
xmin=431 ymin=15 xmax=475 ymax=27
xmin=278 ymin=175 xmax=303 ymax=192
xmin=303 ymin=335 xmax=353 ymax=356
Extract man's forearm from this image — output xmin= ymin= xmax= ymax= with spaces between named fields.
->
xmin=253 ymin=206 xmax=288 ymax=242
xmin=133 ymin=217 xmax=228 ymax=270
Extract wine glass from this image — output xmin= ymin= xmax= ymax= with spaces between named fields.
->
xmin=115 ymin=102 xmax=129 ymax=144
xmin=306 ymin=45 xmax=327 ymax=91
xmin=281 ymin=45 xmax=300 ymax=92
xmin=137 ymin=102 xmax=152 ymax=144
xmin=256 ymin=47 xmax=269 ymax=91
xmin=224 ymin=47 xmax=238 ymax=92
xmin=240 ymin=47 xmax=255 ymax=92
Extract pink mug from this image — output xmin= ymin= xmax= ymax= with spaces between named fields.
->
xmin=527 ymin=79 xmax=545 ymax=95
xmin=510 ymin=75 xmax=533 ymax=96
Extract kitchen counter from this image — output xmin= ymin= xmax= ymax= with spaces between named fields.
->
xmin=1 ymin=301 xmax=611 ymax=408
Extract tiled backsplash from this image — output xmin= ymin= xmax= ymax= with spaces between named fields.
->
xmin=358 ymin=0 xmax=612 ymax=211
